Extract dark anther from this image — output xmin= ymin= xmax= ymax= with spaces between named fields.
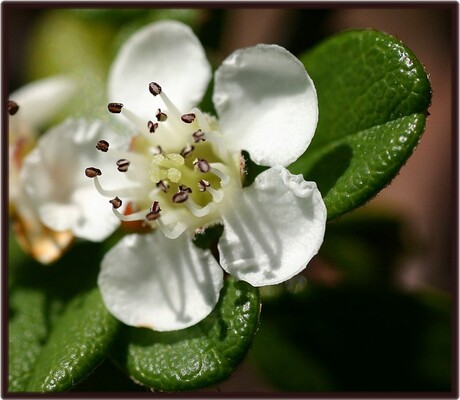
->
xmin=146 ymin=201 xmax=161 ymax=220
xmin=156 ymin=180 xmax=170 ymax=193
xmin=7 ymin=100 xmax=19 ymax=115
xmin=108 ymin=102 xmax=124 ymax=113
xmin=194 ymin=158 xmax=211 ymax=173
xmin=179 ymin=184 xmax=192 ymax=193
xmin=198 ymin=179 xmax=210 ymax=192
xmin=85 ymin=167 xmax=102 ymax=178
xmin=181 ymin=113 xmax=196 ymax=124
xmin=96 ymin=140 xmax=110 ymax=152
xmin=180 ymin=144 xmax=195 ymax=158
xmin=148 ymin=121 xmax=158 ymax=133
xmin=116 ymin=159 xmax=130 ymax=172
xmin=156 ymin=109 xmax=168 ymax=122
xmin=109 ymin=196 xmax=122 ymax=209
xmin=192 ymin=129 xmax=205 ymax=143
xmin=172 ymin=191 xmax=189 ymax=204
xmin=149 ymin=82 xmax=162 ymax=96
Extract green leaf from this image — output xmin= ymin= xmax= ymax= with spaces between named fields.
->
xmin=112 ymin=277 xmax=260 ymax=391
xmin=26 ymin=288 xmax=119 ymax=392
xmin=290 ymin=29 xmax=431 ymax=219
xmin=8 ymin=288 xmax=48 ymax=392
xmin=251 ymin=286 xmax=451 ymax=391
xmin=8 ymin=241 xmax=119 ymax=393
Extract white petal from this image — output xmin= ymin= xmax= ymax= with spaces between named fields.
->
xmin=218 ymin=166 xmax=326 ymax=286
xmin=108 ymin=20 xmax=211 ymax=122
xmin=213 ymin=44 xmax=318 ymax=167
xmin=21 ymin=119 xmax=128 ymax=241
xmin=98 ymin=232 xmax=224 ymax=331
xmin=10 ymin=75 xmax=76 ymax=129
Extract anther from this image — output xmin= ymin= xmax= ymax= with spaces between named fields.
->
xmin=198 ymin=179 xmax=210 ymax=192
xmin=156 ymin=109 xmax=168 ymax=122
xmin=192 ymin=129 xmax=205 ymax=143
xmin=180 ymin=144 xmax=195 ymax=158
xmin=181 ymin=113 xmax=195 ymax=124
xmin=150 ymin=146 xmax=163 ymax=155
xmin=150 ymin=201 xmax=161 ymax=214
xmin=85 ymin=167 xmax=102 ymax=178
xmin=156 ymin=180 xmax=170 ymax=193
xmin=147 ymin=121 xmax=158 ymax=133
xmin=96 ymin=140 xmax=109 ymax=152
xmin=109 ymin=196 xmax=122 ymax=209
xmin=146 ymin=201 xmax=161 ymax=221
xmin=194 ymin=158 xmax=211 ymax=173
xmin=149 ymin=82 xmax=162 ymax=96
xmin=116 ymin=159 xmax=130 ymax=172
xmin=108 ymin=102 xmax=124 ymax=113
xmin=179 ymin=185 xmax=192 ymax=193
xmin=7 ymin=100 xmax=19 ymax=115
xmin=172 ymin=191 xmax=189 ymax=203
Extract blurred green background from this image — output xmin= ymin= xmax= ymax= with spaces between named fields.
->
xmin=6 ymin=6 xmax=454 ymax=393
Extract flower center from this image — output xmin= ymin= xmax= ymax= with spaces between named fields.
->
xmin=86 ymin=82 xmax=240 ymax=239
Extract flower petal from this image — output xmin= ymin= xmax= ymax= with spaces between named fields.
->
xmin=218 ymin=166 xmax=326 ymax=286
xmin=98 ymin=232 xmax=224 ymax=331
xmin=108 ymin=20 xmax=211 ymax=122
xmin=11 ymin=187 xmax=74 ymax=264
xmin=10 ymin=75 xmax=76 ymax=129
xmin=213 ymin=44 xmax=318 ymax=167
xmin=21 ymin=119 xmax=128 ymax=241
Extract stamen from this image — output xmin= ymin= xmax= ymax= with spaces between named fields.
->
xmin=191 ymin=108 xmax=211 ymax=132
xmin=96 ymin=140 xmax=110 ymax=152
xmin=150 ymin=146 xmax=163 ymax=155
xmin=194 ymin=158 xmax=211 ymax=173
xmin=208 ymin=187 xmax=224 ymax=203
xmin=148 ymin=121 xmax=158 ymax=133
xmin=150 ymin=201 xmax=161 ymax=214
xmin=156 ymin=109 xmax=168 ymax=122
xmin=181 ymin=113 xmax=196 ymax=124
xmin=8 ymin=100 xmax=19 ymax=115
xmin=185 ymin=199 xmax=213 ymax=217
xmin=192 ymin=129 xmax=206 ymax=143
xmin=108 ymin=102 xmax=123 ymax=113
xmin=156 ymin=180 xmax=170 ymax=192
xmin=180 ymin=144 xmax=195 ymax=158
xmin=116 ymin=159 xmax=130 ymax=172
xmin=172 ymin=191 xmax=189 ymax=203
xmin=146 ymin=201 xmax=161 ymax=221
xmin=85 ymin=167 xmax=102 ymax=178
xmin=179 ymin=185 xmax=192 ymax=193
xmin=149 ymin=82 xmax=162 ymax=96
xmin=109 ymin=196 xmax=122 ymax=209
xmin=198 ymin=179 xmax=210 ymax=192
xmin=210 ymin=163 xmax=231 ymax=186
xmin=156 ymin=219 xmax=187 ymax=239
xmin=94 ymin=176 xmax=133 ymax=197
xmin=113 ymin=207 xmax=150 ymax=222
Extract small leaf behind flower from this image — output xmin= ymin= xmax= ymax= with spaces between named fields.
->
xmin=291 ymin=29 xmax=431 ymax=219
xmin=25 ymin=288 xmax=119 ymax=392
xmin=111 ymin=277 xmax=260 ymax=391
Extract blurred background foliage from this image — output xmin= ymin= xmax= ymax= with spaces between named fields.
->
xmin=6 ymin=6 xmax=454 ymax=393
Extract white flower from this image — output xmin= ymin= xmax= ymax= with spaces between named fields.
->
xmin=9 ymin=76 xmax=76 ymax=264
xmin=24 ymin=21 xmax=327 ymax=331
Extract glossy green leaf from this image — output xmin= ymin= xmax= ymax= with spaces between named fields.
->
xmin=26 ymin=288 xmax=119 ymax=392
xmin=8 ymin=288 xmax=48 ymax=392
xmin=8 ymin=242 xmax=119 ymax=393
xmin=112 ymin=277 xmax=260 ymax=391
xmin=251 ymin=286 xmax=451 ymax=391
xmin=290 ymin=29 xmax=431 ymax=219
